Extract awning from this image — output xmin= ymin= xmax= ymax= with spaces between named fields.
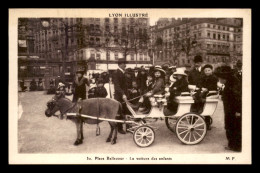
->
xmin=18 ymin=40 xmax=27 ymax=47
xmin=20 ymin=66 xmax=27 ymax=69
xmin=18 ymin=56 xmax=40 ymax=59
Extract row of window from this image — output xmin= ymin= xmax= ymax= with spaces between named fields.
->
xmin=206 ymin=44 xmax=230 ymax=50
xmin=207 ymin=32 xmax=230 ymax=40
xmin=194 ymin=23 xmax=231 ymax=31
xmin=87 ymin=52 xmax=148 ymax=61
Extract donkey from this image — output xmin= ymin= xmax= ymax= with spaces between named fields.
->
xmin=45 ymin=96 xmax=124 ymax=145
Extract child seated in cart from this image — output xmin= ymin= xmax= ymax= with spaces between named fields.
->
xmin=164 ymin=68 xmax=189 ymax=115
xmin=191 ymin=64 xmax=218 ymax=130
xmin=191 ymin=64 xmax=218 ymax=113
xmin=127 ymin=80 xmax=141 ymax=105
xmin=129 ymin=66 xmax=165 ymax=114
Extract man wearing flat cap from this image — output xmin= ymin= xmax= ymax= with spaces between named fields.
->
xmin=112 ymin=58 xmax=127 ymax=134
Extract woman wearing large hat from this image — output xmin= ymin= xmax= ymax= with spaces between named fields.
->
xmin=138 ymin=66 xmax=165 ymax=113
xmin=72 ymin=67 xmax=89 ymax=102
xmin=214 ymin=65 xmax=242 ymax=152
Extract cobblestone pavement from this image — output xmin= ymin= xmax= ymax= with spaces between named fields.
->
xmin=17 ymin=91 xmax=235 ymax=154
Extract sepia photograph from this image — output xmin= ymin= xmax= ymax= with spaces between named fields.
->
xmin=9 ymin=8 xmax=251 ymax=164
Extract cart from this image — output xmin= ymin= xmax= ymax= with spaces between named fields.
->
xmin=124 ymin=90 xmax=219 ymax=147
xmin=66 ymin=91 xmax=219 ymax=148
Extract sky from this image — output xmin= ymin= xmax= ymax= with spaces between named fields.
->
xmin=149 ymin=17 xmax=160 ymax=26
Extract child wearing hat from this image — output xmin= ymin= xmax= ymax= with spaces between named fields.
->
xmin=167 ymin=68 xmax=189 ymax=112
xmin=198 ymin=64 xmax=218 ymax=94
xmin=140 ymin=66 xmax=165 ymax=113
xmin=194 ymin=64 xmax=218 ymax=129
xmin=146 ymin=66 xmax=165 ymax=97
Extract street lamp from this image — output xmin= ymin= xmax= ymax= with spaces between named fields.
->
xmin=41 ymin=18 xmax=50 ymax=90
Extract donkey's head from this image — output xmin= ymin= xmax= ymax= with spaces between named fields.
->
xmin=45 ymin=95 xmax=60 ymax=117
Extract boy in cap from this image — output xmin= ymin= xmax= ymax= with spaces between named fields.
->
xmin=195 ymin=64 xmax=218 ymax=129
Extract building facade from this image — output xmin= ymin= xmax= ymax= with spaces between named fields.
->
xmin=32 ymin=17 xmax=151 ymax=72
xmin=150 ymin=18 xmax=243 ymax=68
xmin=18 ymin=17 xmax=152 ymax=89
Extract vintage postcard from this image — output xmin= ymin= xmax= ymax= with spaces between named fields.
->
xmin=9 ymin=8 xmax=251 ymax=164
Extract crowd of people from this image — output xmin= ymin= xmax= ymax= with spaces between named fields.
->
xmin=47 ymin=54 xmax=243 ymax=152
xmin=19 ymin=78 xmax=44 ymax=92
xmin=108 ymin=55 xmax=242 ymax=152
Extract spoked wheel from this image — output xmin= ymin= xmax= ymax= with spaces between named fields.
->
xmin=133 ymin=125 xmax=155 ymax=147
xmin=165 ymin=117 xmax=178 ymax=133
xmin=175 ymin=113 xmax=207 ymax=145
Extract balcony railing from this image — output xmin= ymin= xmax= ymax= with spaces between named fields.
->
xmin=207 ymin=48 xmax=230 ymax=55
xmin=89 ymin=30 xmax=102 ymax=36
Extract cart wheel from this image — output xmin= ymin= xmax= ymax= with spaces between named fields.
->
xmin=175 ymin=113 xmax=207 ymax=145
xmin=165 ymin=117 xmax=177 ymax=133
xmin=133 ymin=125 xmax=155 ymax=147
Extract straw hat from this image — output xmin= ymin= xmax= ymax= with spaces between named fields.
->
xmin=154 ymin=66 xmax=166 ymax=75
xmin=173 ymin=68 xmax=187 ymax=76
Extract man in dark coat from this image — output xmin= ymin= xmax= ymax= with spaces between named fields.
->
xmin=112 ymin=58 xmax=127 ymax=134
xmin=133 ymin=67 xmax=141 ymax=86
xmin=125 ymin=68 xmax=133 ymax=92
xmin=188 ymin=55 xmax=203 ymax=86
xmin=30 ymin=79 xmax=37 ymax=91
xmin=138 ymin=68 xmax=148 ymax=94
xmin=72 ymin=68 xmax=89 ymax=102
xmin=215 ymin=65 xmax=242 ymax=152
xmin=233 ymin=60 xmax=242 ymax=84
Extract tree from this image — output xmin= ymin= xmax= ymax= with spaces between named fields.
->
xmin=170 ymin=23 xmax=198 ymax=65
